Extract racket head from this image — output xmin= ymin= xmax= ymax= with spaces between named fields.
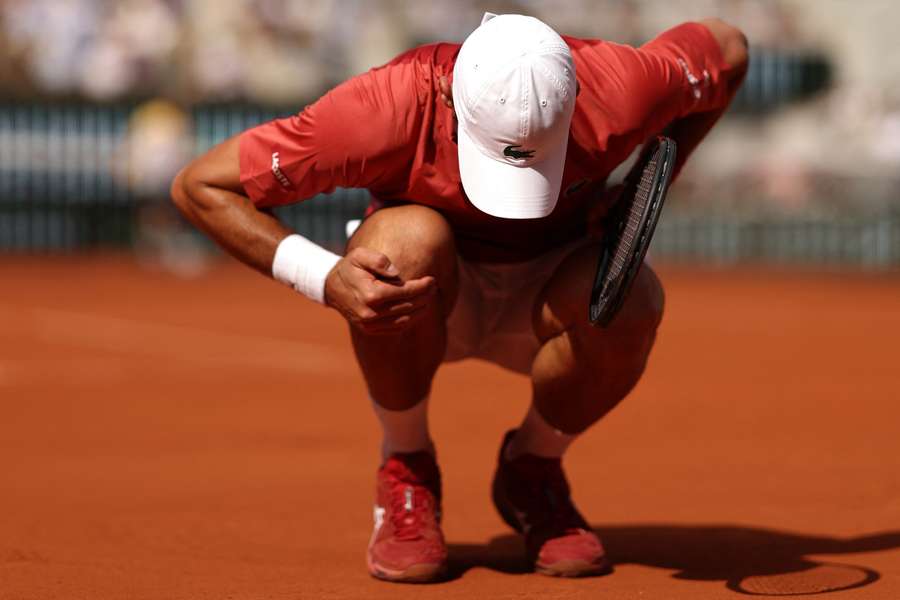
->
xmin=589 ymin=136 xmax=676 ymax=327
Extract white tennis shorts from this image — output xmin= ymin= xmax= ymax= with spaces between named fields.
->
xmin=444 ymin=239 xmax=589 ymax=375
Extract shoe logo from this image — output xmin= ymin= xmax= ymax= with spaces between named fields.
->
xmin=271 ymin=152 xmax=294 ymax=189
xmin=503 ymin=145 xmax=535 ymax=160
xmin=373 ymin=505 xmax=386 ymax=532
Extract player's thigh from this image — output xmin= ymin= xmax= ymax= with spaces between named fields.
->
xmin=348 ymin=204 xmax=459 ymax=312
xmin=533 ymin=243 xmax=664 ymax=341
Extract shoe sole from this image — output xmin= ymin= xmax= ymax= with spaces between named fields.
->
xmin=367 ymin=553 xmax=447 ymax=583
xmin=536 ymin=557 xmax=613 ymax=578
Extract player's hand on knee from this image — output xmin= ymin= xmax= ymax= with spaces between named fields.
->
xmin=324 ymin=247 xmax=436 ymax=334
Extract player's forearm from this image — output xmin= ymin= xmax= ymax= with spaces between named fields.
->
xmin=171 ymin=162 xmax=292 ymax=276
xmin=667 ymin=20 xmax=748 ymax=178
xmin=172 ymin=136 xmax=342 ymax=305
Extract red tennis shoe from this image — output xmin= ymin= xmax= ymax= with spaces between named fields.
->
xmin=492 ymin=430 xmax=610 ymax=577
xmin=367 ymin=451 xmax=447 ymax=583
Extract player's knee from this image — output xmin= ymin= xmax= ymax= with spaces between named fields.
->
xmin=396 ymin=206 xmax=456 ymax=278
xmin=633 ymin=266 xmax=665 ymax=332
xmin=570 ymin=265 xmax=664 ymax=355
xmin=614 ymin=266 xmax=665 ymax=338
xmin=699 ymin=18 xmax=749 ymax=70
xmin=350 ymin=204 xmax=457 ymax=285
xmin=535 ymin=245 xmax=664 ymax=343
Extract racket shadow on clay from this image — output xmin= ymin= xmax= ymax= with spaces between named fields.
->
xmin=446 ymin=524 xmax=900 ymax=594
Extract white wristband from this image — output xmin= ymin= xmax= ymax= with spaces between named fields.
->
xmin=272 ymin=234 xmax=342 ymax=304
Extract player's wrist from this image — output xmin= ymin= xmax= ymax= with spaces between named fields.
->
xmin=271 ymin=234 xmax=342 ymax=304
xmin=322 ymin=260 xmax=345 ymax=309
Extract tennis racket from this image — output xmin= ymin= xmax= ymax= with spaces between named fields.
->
xmin=589 ymin=136 xmax=676 ymax=327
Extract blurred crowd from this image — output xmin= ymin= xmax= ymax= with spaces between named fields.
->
xmin=1 ymin=0 xmax=898 ymax=216
xmin=0 ymin=0 xmax=797 ymax=104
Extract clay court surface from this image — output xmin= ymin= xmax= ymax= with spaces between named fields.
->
xmin=1 ymin=256 xmax=898 ymax=599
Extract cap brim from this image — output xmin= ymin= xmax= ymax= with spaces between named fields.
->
xmin=457 ymin=126 xmax=566 ymax=219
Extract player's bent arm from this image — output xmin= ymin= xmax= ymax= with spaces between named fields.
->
xmin=658 ymin=19 xmax=748 ymax=178
xmin=171 ymin=135 xmax=293 ymax=276
xmin=172 ymin=136 xmax=349 ymax=305
xmin=171 ymin=136 xmax=435 ymax=331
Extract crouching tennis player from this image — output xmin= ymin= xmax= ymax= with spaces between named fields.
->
xmin=172 ymin=13 xmax=747 ymax=582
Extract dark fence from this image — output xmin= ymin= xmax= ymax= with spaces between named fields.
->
xmin=653 ymin=215 xmax=900 ymax=268
xmin=732 ymin=48 xmax=831 ymax=114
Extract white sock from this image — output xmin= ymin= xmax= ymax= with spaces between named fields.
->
xmin=507 ymin=404 xmax=576 ymax=460
xmin=371 ymin=396 xmax=434 ymax=460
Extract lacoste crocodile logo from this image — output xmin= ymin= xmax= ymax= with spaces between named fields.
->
xmin=503 ymin=145 xmax=535 ymax=160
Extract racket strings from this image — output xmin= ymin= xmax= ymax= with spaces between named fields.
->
xmin=607 ymin=152 xmax=659 ymax=283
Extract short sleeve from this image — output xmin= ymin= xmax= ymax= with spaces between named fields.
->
xmin=239 ymin=52 xmax=425 ymax=207
xmin=571 ymin=22 xmax=732 ymax=140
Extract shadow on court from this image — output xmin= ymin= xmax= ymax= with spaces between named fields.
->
xmin=448 ymin=525 xmax=900 ymax=595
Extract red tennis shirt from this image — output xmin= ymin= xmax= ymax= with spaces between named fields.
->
xmin=239 ymin=22 xmax=734 ymax=262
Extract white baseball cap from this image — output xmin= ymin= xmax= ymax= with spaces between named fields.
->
xmin=453 ymin=13 xmax=576 ymax=219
